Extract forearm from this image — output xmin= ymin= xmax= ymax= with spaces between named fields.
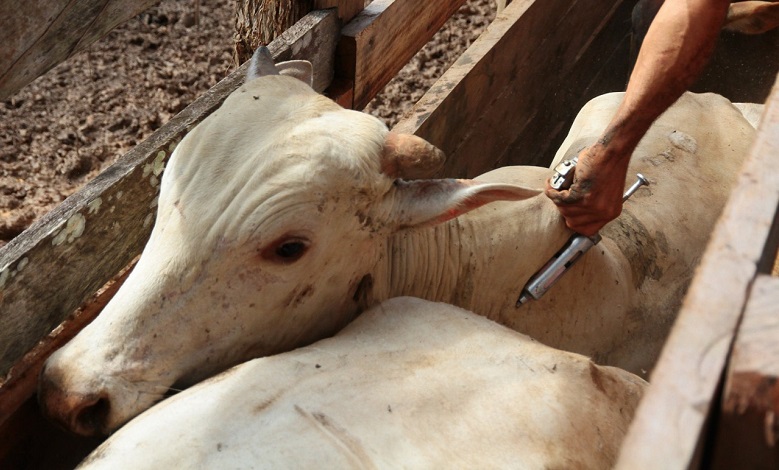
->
xmin=600 ymin=0 xmax=730 ymax=160
xmin=546 ymin=0 xmax=731 ymax=236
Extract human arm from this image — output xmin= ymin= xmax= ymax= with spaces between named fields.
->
xmin=545 ymin=0 xmax=731 ymax=236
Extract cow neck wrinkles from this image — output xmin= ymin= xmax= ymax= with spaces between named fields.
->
xmin=372 ymin=196 xmax=572 ymax=319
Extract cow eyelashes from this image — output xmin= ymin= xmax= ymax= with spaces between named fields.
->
xmin=261 ymin=237 xmax=310 ymax=264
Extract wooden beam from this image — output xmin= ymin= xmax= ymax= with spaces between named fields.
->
xmin=393 ymin=0 xmax=629 ymax=176
xmin=615 ymin=77 xmax=779 ymax=470
xmin=314 ymin=0 xmax=363 ymax=23
xmin=0 ymin=0 xmax=161 ymax=100
xmin=711 ymin=275 xmax=779 ymax=470
xmin=0 ymin=260 xmax=134 ymax=429
xmin=0 ymin=9 xmax=339 ymax=380
xmin=338 ymin=0 xmax=469 ymax=110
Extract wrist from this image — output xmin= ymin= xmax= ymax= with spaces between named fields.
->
xmin=585 ymin=140 xmax=631 ymax=166
xmin=590 ymin=119 xmax=650 ymax=164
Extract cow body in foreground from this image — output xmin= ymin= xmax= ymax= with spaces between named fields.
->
xmin=77 ymin=297 xmax=646 ymax=470
xmin=40 ymin=50 xmax=757 ymax=435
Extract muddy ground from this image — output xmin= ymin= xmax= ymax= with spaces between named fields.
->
xmin=0 ymin=0 xmax=496 ymax=247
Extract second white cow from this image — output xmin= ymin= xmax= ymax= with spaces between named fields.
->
xmin=39 ymin=49 xmax=757 ymax=435
xmin=76 ymin=297 xmax=646 ymax=470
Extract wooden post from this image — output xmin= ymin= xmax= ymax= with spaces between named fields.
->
xmin=335 ymin=0 xmax=470 ymax=110
xmin=234 ymin=0 xmax=364 ymax=65
xmin=233 ymin=0 xmax=315 ymax=64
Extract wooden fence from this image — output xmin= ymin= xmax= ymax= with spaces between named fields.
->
xmin=0 ymin=0 xmax=632 ymax=389
xmin=616 ymin=76 xmax=779 ymax=470
xmin=1 ymin=0 xmax=778 ymax=467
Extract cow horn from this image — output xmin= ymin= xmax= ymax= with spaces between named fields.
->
xmin=246 ymin=46 xmax=280 ymax=81
xmin=380 ymin=133 xmax=446 ymax=179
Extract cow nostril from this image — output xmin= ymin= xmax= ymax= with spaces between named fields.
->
xmin=38 ymin=360 xmax=115 ymax=436
xmin=72 ymin=396 xmax=111 ymax=436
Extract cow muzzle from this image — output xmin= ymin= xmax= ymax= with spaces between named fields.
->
xmin=38 ymin=362 xmax=112 ymax=436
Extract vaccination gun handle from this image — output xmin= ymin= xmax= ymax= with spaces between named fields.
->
xmin=516 ymin=173 xmax=649 ymax=306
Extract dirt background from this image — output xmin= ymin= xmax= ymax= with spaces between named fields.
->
xmin=0 ymin=0 xmax=496 ymax=247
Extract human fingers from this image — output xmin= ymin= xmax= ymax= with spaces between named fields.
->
xmin=562 ymin=214 xmax=607 ymax=237
xmin=544 ymin=182 xmax=584 ymax=206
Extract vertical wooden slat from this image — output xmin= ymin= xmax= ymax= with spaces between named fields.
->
xmin=337 ymin=0 xmax=469 ymax=109
xmin=616 ymin=76 xmax=779 ymax=470
xmin=711 ymin=275 xmax=779 ymax=470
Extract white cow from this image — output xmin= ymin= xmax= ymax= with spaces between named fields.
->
xmin=39 ymin=48 xmax=757 ymax=435
xmin=76 ymin=297 xmax=647 ymax=470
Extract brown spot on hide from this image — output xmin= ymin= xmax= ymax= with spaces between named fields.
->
xmin=601 ymin=210 xmax=668 ymax=289
xmin=294 ymin=405 xmax=373 ymax=466
xmin=284 ymin=284 xmax=315 ymax=308
xmin=253 ymin=393 xmax=279 ymax=415
xmin=453 ymin=260 xmax=475 ymax=306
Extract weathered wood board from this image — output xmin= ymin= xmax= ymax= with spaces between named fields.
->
xmin=0 ymin=0 xmax=161 ymax=100
xmin=393 ymin=0 xmax=630 ymax=176
xmin=0 ymin=266 xmax=132 ymax=468
xmin=0 ymin=9 xmax=340 ymax=380
xmin=338 ymin=0 xmax=470 ymax=109
xmin=615 ymin=76 xmax=779 ymax=470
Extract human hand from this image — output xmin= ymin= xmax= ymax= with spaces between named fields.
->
xmin=545 ymin=144 xmax=630 ymax=236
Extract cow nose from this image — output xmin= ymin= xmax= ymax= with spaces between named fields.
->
xmin=38 ymin=365 xmax=112 ymax=436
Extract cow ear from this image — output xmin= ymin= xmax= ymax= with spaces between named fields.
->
xmin=276 ymin=60 xmax=314 ymax=87
xmin=381 ymin=179 xmax=541 ymax=229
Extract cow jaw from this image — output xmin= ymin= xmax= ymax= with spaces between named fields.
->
xmin=40 ymin=218 xmax=381 ymax=435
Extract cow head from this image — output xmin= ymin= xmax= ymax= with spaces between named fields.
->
xmin=39 ymin=48 xmax=539 ymax=435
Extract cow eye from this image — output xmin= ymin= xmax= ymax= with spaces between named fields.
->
xmin=262 ymin=237 xmax=310 ymax=264
xmin=276 ymin=241 xmax=306 ymax=259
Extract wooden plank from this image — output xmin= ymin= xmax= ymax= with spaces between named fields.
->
xmin=314 ymin=0 xmax=363 ymax=23
xmin=392 ymin=0 xmax=628 ymax=176
xmin=0 ymin=9 xmax=339 ymax=380
xmin=711 ymin=274 xmax=779 ymax=469
xmin=0 ymin=260 xmax=135 ymax=428
xmin=498 ymin=0 xmax=631 ymax=169
xmin=338 ymin=0 xmax=469 ymax=110
xmin=0 ymin=262 xmax=134 ymax=467
xmin=615 ymin=76 xmax=779 ymax=470
xmin=0 ymin=0 xmax=160 ymax=100
xmin=464 ymin=0 xmax=630 ymax=172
